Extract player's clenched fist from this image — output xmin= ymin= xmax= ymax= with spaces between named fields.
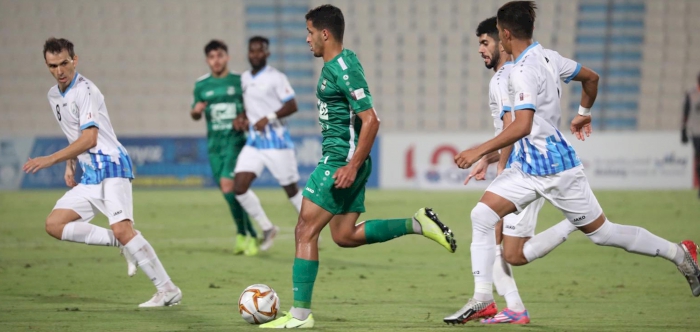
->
xmin=454 ymin=148 xmax=481 ymax=170
xmin=332 ymin=164 xmax=357 ymax=189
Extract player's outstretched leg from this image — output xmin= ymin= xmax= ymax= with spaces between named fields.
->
xmin=112 ymin=221 xmax=182 ymax=307
xmin=581 ymin=215 xmax=700 ymax=297
xmin=47 ymin=208 xmax=137 ymax=276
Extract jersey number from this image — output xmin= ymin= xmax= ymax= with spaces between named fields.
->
xmin=55 ymin=105 xmax=61 ymax=121
xmin=318 ymin=101 xmax=329 ymax=120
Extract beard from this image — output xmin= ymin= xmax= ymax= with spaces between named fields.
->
xmin=484 ymin=51 xmax=500 ymax=70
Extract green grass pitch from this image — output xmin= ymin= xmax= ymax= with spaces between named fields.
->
xmin=0 ymin=189 xmax=698 ymax=331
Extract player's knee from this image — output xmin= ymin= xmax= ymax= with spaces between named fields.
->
xmin=471 ymin=203 xmax=499 ymax=233
xmin=110 ymin=221 xmax=136 ymax=244
xmin=503 ymin=249 xmax=528 ymax=266
xmin=585 ymin=220 xmax=613 ymax=246
xmin=295 ymin=214 xmax=321 ymax=243
xmin=45 ymin=214 xmax=68 ymax=239
xmin=330 ymin=232 xmax=361 ymax=248
xmin=233 ymin=185 xmax=248 ymax=196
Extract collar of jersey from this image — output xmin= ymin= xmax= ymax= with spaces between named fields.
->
xmin=514 ymin=41 xmax=540 ymax=64
xmin=60 ymin=72 xmax=79 ymax=97
xmin=251 ymin=66 xmax=268 ymax=79
xmin=325 ymin=49 xmax=346 ymax=64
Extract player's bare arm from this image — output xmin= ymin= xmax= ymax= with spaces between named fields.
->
xmin=64 ymin=158 xmax=77 ymax=187
xmin=570 ymin=66 xmax=599 ymax=141
xmin=191 ymin=101 xmax=206 ymax=120
xmin=333 ymin=108 xmax=379 ymax=189
xmin=23 ymin=127 xmax=98 ymax=174
xmin=253 ymin=98 xmax=298 ymax=131
xmin=455 ymin=110 xmax=534 ymax=169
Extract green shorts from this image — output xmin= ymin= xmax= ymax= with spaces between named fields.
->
xmin=302 ymin=157 xmax=372 ymax=215
xmin=209 ymin=142 xmax=244 ymax=181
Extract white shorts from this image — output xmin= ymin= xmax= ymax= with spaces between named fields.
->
xmin=234 ymin=146 xmax=300 ymax=186
xmin=502 ymin=197 xmax=545 ymax=238
xmin=487 ymin=165 xmax=602 ymax=228
xmin=53 ymin=178 xmax=134 ymax=225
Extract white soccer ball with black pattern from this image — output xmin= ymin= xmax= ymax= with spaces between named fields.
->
xmin=238 ymin=284 xmax=280 ymax=324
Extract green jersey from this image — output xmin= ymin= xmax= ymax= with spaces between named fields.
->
xmin=315 ymin=49 xmax=373 ymax=164
xmin=192 ymin=72 xmax=246 ymax=153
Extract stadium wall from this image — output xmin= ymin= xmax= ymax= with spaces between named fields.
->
xmin=2 ymin=0 xmax=700 ymax=136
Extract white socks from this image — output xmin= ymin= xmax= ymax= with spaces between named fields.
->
xmin=586 ymin=219 xmax=684 ymax=264
xmin=124 ymin=234 xmax=175 ymax=292
xmin=493 ymin=246 xmax=525 ymax=311
xmin=289 ymin=190 xmax=302 ymax=214
xmin=236 ymin=190 xmax=274 ymax=231
xmin=522 ymin=219 xmax=577 ymax=262
xmin=61 ymin=222 xmax=119 ymax=246
xmin=471 ymin=202 xmax=500 ymax=302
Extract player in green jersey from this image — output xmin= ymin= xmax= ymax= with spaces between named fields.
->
xmin=191 ymin=40 xmax=259 ymax=256
xmin=260 ymin=5 xmax=457 ymax=329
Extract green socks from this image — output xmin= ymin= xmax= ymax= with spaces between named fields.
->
xmin=223 ymin=192 xmax=256 ymax=237
xmin=292 ymin=258 xmax=319 ymax=309
xmin=364 ymin=218 xmax=414 ymax=244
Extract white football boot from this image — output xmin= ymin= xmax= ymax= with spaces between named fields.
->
xmin=139 ymin=287 xmax=183 ymax=308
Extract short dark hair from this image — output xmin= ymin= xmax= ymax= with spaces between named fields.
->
xmin=305 ymin=4 xmax=345 ymax=42
xmin=476 ymin=17 xmax=499 ymax=42
xmin=204 ymin=40 xmax=227 ymax=55
xmin=497 ymin=1 xmax=537 ymax=40
xmin=248 ymin=36 xmax=270 ymax=47
xmin=43 ymin=37 xmax=75 ymax=60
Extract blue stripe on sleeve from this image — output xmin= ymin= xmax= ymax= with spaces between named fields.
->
xmin=281 ymin=94 xmax=295 ymax=103
xmin=514 ymin=104 xmax=537 ymax=111
xmin=80 ymin=121 xmax=99 ymax=130
xmin=564 ymin=63 xmax=582 ymax=84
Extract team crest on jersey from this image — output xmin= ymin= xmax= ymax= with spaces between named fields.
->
xmin=227 ymin=86 xmax=235 ymax=95
xmin=71 ymin=101 xmax=79 ymax=116
xmin=320 ymin=79 xmax=327 ymax=91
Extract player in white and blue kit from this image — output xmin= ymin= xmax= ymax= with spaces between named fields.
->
xmin=233 ymin=36 xmax=302 ymax=251
xmin=449 ymin=2 xmax=700 ymax=318
xmin=24 ymin=38 xmax=182 ymax=307
xmin=446 ymin=16 xmax=582 ymax=325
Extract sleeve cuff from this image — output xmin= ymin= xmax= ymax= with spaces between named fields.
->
xmin=80 ymin=121 xmax=99 ymax=130
xmin=564 ymin=63 xmax=582 ymax=84
xmin=499 ymin=106 xmax=512 ymax=120
xmin=280 ymin=94 xmax=295 ymax=103
xmin=513 ymin=104 xmax=536 ymax=111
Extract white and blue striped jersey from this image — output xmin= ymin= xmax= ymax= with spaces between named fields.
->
xmin=489 ymin=62 xmax=514 ymax=136
xmin=241 ymin=66 xmax=295 ymax=150
xmin=47 ymin=73 xmax=133 ymax=185
xmin=505 ymin=42 xmax=582 ymax=176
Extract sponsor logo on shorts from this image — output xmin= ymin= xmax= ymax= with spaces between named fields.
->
xmin=305 ymin=187 xmax=315 ymax=194
xmin=505 ymin=225 xmax=515 ymax=230
xmin=113 ymin=210 xmax=123 ymax=216
xmin=573 ymin=215 xmax=586 ymax=222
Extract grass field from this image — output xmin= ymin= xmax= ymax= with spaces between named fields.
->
xmin=0 ymin=189 xmax=698 ymax=331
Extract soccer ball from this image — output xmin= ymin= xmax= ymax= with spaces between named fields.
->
xmin=238 ymin=284 xmax=280 ymax=324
